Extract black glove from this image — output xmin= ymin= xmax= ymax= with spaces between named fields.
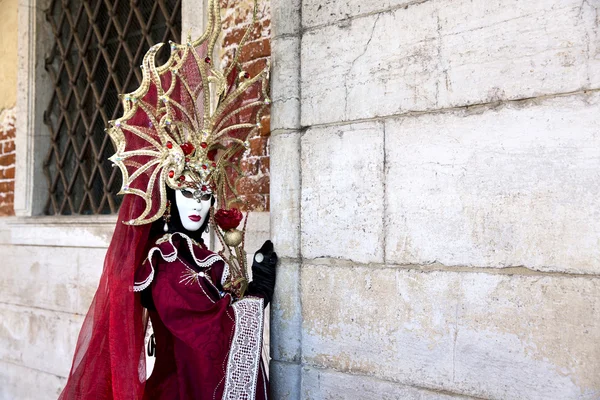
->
xmin=247 ymin=240 xmax=277 ymax=307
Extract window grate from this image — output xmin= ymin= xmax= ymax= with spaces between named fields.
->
xmin=43 ymin=0 xmax=181 ymax=215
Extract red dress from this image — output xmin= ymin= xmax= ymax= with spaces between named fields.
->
xmin=135 ymin=232 xmax=269 ymax=400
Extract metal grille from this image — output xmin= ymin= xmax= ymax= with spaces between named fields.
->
xmin=43 ymin=0 xmax=181 ymax=215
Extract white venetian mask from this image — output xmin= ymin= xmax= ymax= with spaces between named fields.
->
xmin=174 ymin=188 xmax=212 ymax=231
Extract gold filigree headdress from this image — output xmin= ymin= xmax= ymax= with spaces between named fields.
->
xmin=108 ymin=0 xmax=269 ymax=226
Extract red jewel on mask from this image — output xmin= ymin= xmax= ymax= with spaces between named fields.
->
xmin=178 ymin=175 xmax=185 ymax=182
xmin=244 ymin=72 xmax=250 ymax=79
xmin=166 ymin=141 xmax=173 ymax=149
xmin=211 ymin=162 xmax=217 ymax=168
xmin=185 ymin=157 xmax=190 ymax=163
xmin=201 ymin=185 xmax=207 ymax=191
xmin=202 ymin=164 xmax=208 ymax=170
xmin=200 ymin=142 xmax=208 ymax=149
xmin=168 ymin=170 xmax=174 ymax=178
xmin=205 ymin=57 xmax=211 ymax=63
xmin=181 ymin=142 xmax=195 ymax=155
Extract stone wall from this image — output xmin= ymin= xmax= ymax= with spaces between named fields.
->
xmin=269 ymin=0 xmax=600 ymax=399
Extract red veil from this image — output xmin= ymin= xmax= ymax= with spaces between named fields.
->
xmin=58 ymin=195 xmax=152 ymax=399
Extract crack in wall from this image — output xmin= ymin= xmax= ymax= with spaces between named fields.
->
xmin=343 ymin=13 xmax=381 ymax=120
xmin=300 ymin=86 xmax=600 ymax=131
xmin=301 ymin=256 xmax=600 ymax=279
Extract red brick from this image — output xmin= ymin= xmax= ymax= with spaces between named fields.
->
xmin=258 ymin=157 xmax=270 ymax=174
xmin=0 ymin=203 xmax=14 ymax=216
xmin=0 ymin=181 xmax=14 ymax=193
xmin=235 ymin=175 xmax=270 ymax=195
xmin=3 ymin=140 xmax=15 ymax=153
xmin=0 ymin=167 xmax=15 ymax=179
xmin=1 ymin=192 xmax=14 ymax=203
xmin=259 ymin=115 xmax=270 ymax=137
xmin=222 ymin=25 xmax=264 ymax=48
xmin=239 ymin=38 xmax=271 ymax=63
xmin=240 ymin=158 xmax=259 ymax=175
xmin=0 ymin=153 xmax=15 ymax=167
xmin=242 ymin=58 xmax=269 ymax=79
xmin=249 ymin=137 xmax=268 ymax=157
xmin=0 ymin=127 xmax=15 ymax=141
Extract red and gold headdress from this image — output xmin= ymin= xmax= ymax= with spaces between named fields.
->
xmin=108 ymin=0 xmax=269 ymax=226
xmin=108 ymin=0 xmax=269 ymax=297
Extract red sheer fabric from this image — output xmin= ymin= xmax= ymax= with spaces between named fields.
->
xmin=59 ymin=195 xmax=152 ymax=400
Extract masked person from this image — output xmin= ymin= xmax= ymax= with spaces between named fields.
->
xmin=58 ymin=1 xmax=275 ymax=398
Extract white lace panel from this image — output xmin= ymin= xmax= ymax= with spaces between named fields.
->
xmin=222 ymin=297 xmax=264 ymax=400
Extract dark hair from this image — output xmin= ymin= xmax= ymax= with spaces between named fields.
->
xmin=149 ymin=187 xmax=215 ymax=243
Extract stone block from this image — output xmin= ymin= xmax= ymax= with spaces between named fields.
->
xmin=270 ymin=131 xmax=301 ymax=258
xmin=300 ymin=264 xmax=600 ymax=399
xmin=385 ymin=92 xmax=600 ymax=274
xmin=301 ymin=122 xmax=385 ymax=264
xmin=0 ymin=303 xmax=84 ymax=378
xmin=271 ymin=0 xmax=301 ymax=38
xmin=0 ymin=360 xmax=66 ymax=400
xmin=302 ymin=0 xmax=415 ymax=28
xmin=301 ymin=367 xmax=475 ymax=399
xmin=9 ymin=217 xmax=115 ymax=247
xmin=270 ymin=360 xmax=301 ymax=400
xmin=0 ymin=244 xmax=105 ymax=315
xmin=270 ymin=260 xmax=301 ymax=362
xmin=301 ymin=0 xmax=600 ymax=126
xmin=301 ymin=2 xmax=440 ymax=126
xmin=271 ymin=36 xmax=301 ymax=131
xmin=437 ymin=0 xmax=600 ymax=109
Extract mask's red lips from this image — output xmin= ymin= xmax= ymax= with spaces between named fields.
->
xmin=189 ymin=215 xmax=202 ymax=222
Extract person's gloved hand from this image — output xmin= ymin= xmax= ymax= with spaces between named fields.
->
xmin=247 ymin=240 xmax=277 ymax=307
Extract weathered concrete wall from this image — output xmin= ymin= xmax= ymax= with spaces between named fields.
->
xmin=270 ymin=0 xmax=600 ymax=399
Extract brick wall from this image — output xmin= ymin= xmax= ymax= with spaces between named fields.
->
xmin=0 ymin=108 xmax=15 ymax=216
xmin=220 ymin=0 xmax=271 ymax=212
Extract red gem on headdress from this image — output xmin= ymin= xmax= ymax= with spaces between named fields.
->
xmin=211 ymin=162 xmax=217 ymax=168
xmin=244 ymin=72 xmax=250 ymax=79
xmin=178 ymin=175 xmax=185 ymax=182
xmin=200 ymin=142 xmax=208 ymax=149
xmin=202 ymin=164 xmax=208 ymax=170
xmin=181 ymin=142 xmax=195 ymax=155
xmin=205 ymin=57 xmax=211 ymax=63
xmin=201 ymin=185 xmax=207 ymax=191
xmin=168 ymin=170 xmax=174 ymax=178
xmin=185 ymin=157 xmax=190 ymax=163
xmin=166 ymin=141 xmax=173 ymax=149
